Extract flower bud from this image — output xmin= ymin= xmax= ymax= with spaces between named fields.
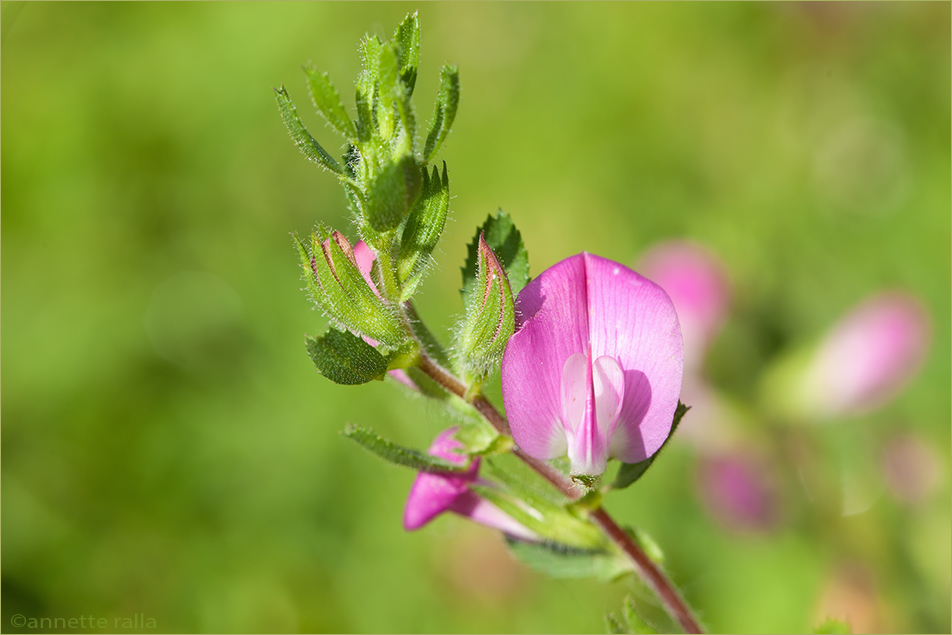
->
xmin=457 ymin=235 xmax=515 ymax=380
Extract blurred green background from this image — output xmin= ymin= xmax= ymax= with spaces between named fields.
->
xmin=3 ymin=3 xmax=949 ymax=633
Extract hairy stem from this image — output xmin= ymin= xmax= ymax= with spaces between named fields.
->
xmin=414 ymin=351 xmax=703 ymax=634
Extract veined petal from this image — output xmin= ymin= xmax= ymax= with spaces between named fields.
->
xmin=353 ymin=240 xmax=378 ymax=293
xmin=583 ymin=253 xmax=683 ymax=464
xmin=502 ymin=253 xmax=683 ymax=473
xmin=502 ymin=255 xmax=590 ymax=460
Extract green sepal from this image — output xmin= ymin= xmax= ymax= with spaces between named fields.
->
xmin=453 ymin=416 xmax=512 ymax=456
xmin=813 ymin=618 xmax=852 ymax=634
xmin=274 ymin=85 xmax=342 ymax=174
xmin=397 ymin=163 xmax=450 ymax=299
xmin=423 ymin=64 xmax=460 ymax=162
xmin=305 ymin=67 xmax=356 ymax=139
xmin=393 ymin=12 xmax=420 ymax=95
xmin=298 ymin=229 xmax=407 ymax=347
xmin=342 ymin=423 xmax=470 ymax=473
xmin=504 ymin=539 xmax=633 ymax=582
xmin=460 ymin=211 xmax=530 ymax=305
xmin=365 ymin=155 xmax=423 ymax=232
xmin=611 ymin=402 xmax=690 ymax=490
xmin=456 ymin=234 xmax=515 ymax=378
xmin=375 ymin=43 xmax=399 ymax=140
xmin=306 ymin=328 xmax=388 ymax=385
xmin=477 ymin=458 xmax=605 ymax=548
xmin=385 ymin=340 xmax=421 ymax=371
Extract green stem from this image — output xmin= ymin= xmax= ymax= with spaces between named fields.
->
xmin=414 ymin=350 xmax=703 ymax=634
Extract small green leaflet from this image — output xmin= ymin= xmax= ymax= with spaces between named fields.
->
xmin=306 ymin=328 xmax=388 ymax=385
xmin=342 ymin=424 xmax=470 ymax=474
xmin=274 ymin=85 xmax=342 ymax=174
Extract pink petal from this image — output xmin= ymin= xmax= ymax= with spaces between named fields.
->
xmin=352 ymin=240 xmax=378 ymax=292
xmin=584 ymin=253 xmax=683 ymax=463
xmin=502 ymin=253 xmax=684 ymax=472
xmin=403 ymin=428 xmax=479 ymax=531
xmin=447 ymin=490 xmax=540 ymax=542
xmin=502 ymin=255 xmax=589 ymax=460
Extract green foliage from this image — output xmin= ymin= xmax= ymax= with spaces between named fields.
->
xmin=342 ymin=423 xmax=470 ymax=473
xmin=393 ymin=12 xmax=420 ymax=94
xmin=295 ymin=229 xmax=407 ymax=347
xmin=612 ymin=402 xmax=690 ymax=490
xmin=364 ymin=155 xmax=422 ymax=232
xmin=505 ymin=539 xmax=633 ymax=582
xmin=305 ymin=67 xmax=356 ymax=139
xmin=306 ymin=328 xmax=388 ymax=385
xmin=397 ymin=163 xmax=450 ymax=299
xmin=274 ymin=85 xmax=342 ymax=174
xmin=423 ymin=64 xmax=460 ymax=162
xmin=461 ymin=210 xmax=530 ymax=304
xmin=456 ymin=234 xmax=516 ymax=380
xmin=279 ymin=11 xmax=460 ymax=306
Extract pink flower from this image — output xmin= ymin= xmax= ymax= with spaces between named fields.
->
xmin=501 ymin=253 xmax=684 ymax=476
xmin=696 ymin=450 xmax=780 ymax=532
xmin=403 ymin=429 xmax=538 ymax=542
xmin=638 ymin=241 xmax=730 ymax=374
xmin=799 ymin=291 xmax=929 ymax=417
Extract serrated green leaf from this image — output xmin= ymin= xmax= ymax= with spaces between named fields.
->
xmin=393 ymin=12 xmax=420 ymax=95
xmin=612 ymin=402 xmax=690 ymax=490
xmin=274 ymin=85 xmax=342 ymax=174
xmin=306 ymin=328 xmax=388 ymax=385
xmin=305 ymin=67 xmax=356 ymax=139
xmin=814 ymin=618 xmax=851 ymax=634
xmin=461 ymin=211 xmax=529 ymax=307
xmin=456 ymin=234 xmax=515 ymax=378
xmin=505 ymin=539 xmax=633 ymax=582
xmin=397 ymin=163 xmax=450 ymax=298
xmin=423 ymin=64 xmax=459 ymax=161
xmin=365 ymin=155 xmax=422 ymax=232
xmin=342 ymin=424 xmax=470 ymax=473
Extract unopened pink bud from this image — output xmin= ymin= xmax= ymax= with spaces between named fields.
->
xmin=800 ymin=292 xmax=929 ymax=417
xmin=639 ymin=241 xmax=730 ymax=373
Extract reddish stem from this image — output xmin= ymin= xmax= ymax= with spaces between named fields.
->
xmin=414 ymin=352 xmax=703 ymax=634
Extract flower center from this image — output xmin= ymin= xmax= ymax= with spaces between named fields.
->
xmin=560 ymin=350 xmax=626 ymax=474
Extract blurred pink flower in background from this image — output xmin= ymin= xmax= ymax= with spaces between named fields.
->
xmin=638 ymin=241 xmax=731 ymax=375
xmin=696 ymin=449 xmax=781 ymax=533
xmin=798 ymin=291 xmax=929 ymax=418
xmin=403 ymin=428 xmax=538 ymax=542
